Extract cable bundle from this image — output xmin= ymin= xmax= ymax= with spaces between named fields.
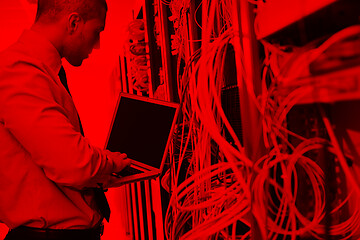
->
xmin=258 ymin=25 xmax=360 ymax=239
xmin=126 ymin=19 xmax=150 ymax=93
xmin=164 ymin=0 xmax=360 ymax=238
xmin=168 ymin=0 xmax=191 ymax=56
xmin=165 ymin=0 xmax=253 ymax=239
xmin=128 ymin=19 xmax=146 ymax=41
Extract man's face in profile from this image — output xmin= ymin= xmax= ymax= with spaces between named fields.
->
xmin=65 ymin=8 xmax=106 ymax=66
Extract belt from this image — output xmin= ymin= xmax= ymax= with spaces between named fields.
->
xmin=5 ymin=225 xmax=103 ymax=240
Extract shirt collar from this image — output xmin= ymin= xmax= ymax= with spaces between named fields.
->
xmin=17 ymin=29 xmax=62 ymax=75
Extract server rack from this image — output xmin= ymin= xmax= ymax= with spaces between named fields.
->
xmin=117 ymin=0 xmax=360 ymax=239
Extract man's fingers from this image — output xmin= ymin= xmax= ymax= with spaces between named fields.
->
xmin=121 ymin=157 xmax=131 ymax=169
xmin=119 ymin=153 xmax=128 ymax=160
xmin=118 ymin=153 xmax=131 ymax=170
xmin=108 ymin=151 xmax=131 ymax=172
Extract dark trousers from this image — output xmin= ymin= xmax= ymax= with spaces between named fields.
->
xmin=4 ymin=226 xmax=102 ymax=240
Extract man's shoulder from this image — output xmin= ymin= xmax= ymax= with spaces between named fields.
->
xmin=0 ymin=43 xmax=44 ymax=70
xmin=0 ymin=45 xmax=17 ymax=65
xmin=0 ymin=45 xmax=56 ymax=93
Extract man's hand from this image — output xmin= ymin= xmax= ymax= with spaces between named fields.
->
xmin=106 ymin=151 xmax=131 ymax=173
xmin=102 ymin=151 xmax=132 ymax=188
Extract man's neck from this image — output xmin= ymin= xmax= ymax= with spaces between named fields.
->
xmin=30 ymin=22 xmax=65 ymax=58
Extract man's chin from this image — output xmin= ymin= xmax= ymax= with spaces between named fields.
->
xmin=68 ymin=59 xmax=84 ymax=67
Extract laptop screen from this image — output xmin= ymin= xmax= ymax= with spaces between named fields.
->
xmin=106 ymin=94 xmax=178 ymax=169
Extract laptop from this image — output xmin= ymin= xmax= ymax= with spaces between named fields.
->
xmin=105 ymin=92 xmax=179 ymax=185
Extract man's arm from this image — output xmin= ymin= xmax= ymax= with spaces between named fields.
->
xmin=0 ymin=60 xmax=129 ymax=189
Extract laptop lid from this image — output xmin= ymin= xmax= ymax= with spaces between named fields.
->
xmin=105 ymin=92 xmax=179 ymax=183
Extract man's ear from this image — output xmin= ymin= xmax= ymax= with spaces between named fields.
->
xmin=67 ymin=13 xmax=82 ymax=34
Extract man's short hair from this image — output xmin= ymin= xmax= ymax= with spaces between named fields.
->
xmin=35 ymin=0 xmax=108 ymax=22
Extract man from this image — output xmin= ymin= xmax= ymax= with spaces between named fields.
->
xmin=0 ymin=0 xmax=130 ymax=239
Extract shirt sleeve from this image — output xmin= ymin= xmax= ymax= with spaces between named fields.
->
xmin=0 ymin=59 xmax=117 ymax=189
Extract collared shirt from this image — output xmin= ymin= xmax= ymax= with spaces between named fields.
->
xmin=0 ymin=30 xmax=116 ymax=229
